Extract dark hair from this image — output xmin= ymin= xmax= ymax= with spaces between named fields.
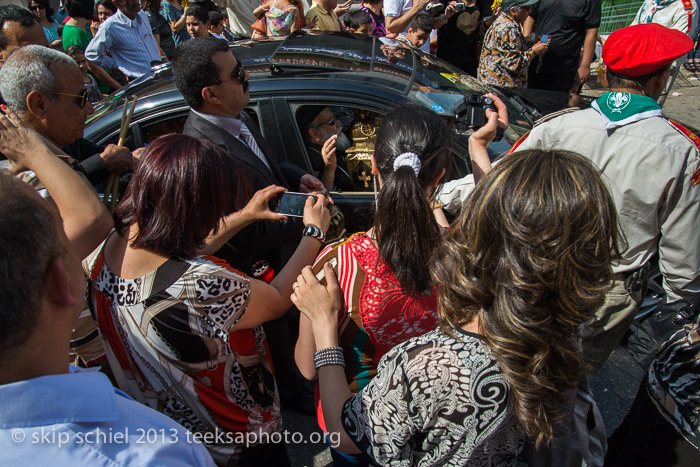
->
xmin=362 ymin=0 xmax=382 ymax=5
xmin=56 ymin=22 xmax=63 ymax=37
xmin=373 ymin=104 xmax=451 ymax=293
xmin=0 ymin=172 xmax=64 ymax=356
xmin=141 ymin=0 xmax=162 ymax=13
xmin=64 ymin=44 xmax=84 ymax=56
xmin=186 ymin=4 xmax=210 ymax=24
xmin=115 ymin=134 xmax=248 ymax=258
xmin=0 ymin=5 xmax=39 ymax=49
xmin=344 ymin=9 xmax=372 ymax=30
xmin=31 ymin=0 xmax=55 ymax=21
xmin=432 ymin=150 xmax=620 ymax=447
xmin=95 ymin=0 xmax=117 ymax=16
xmin=172 ymin=36 xmax=230 ymax=109
xmin=208 ymin=10 xmax=224 ymax=26
xmin=410 ymin=13 xmax=432 ymax=34
xmin=296 ymin=104 xmax=326 ymax=135
xmin=64 ymin=0 xmax=95 ymax=20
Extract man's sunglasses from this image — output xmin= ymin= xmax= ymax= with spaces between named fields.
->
xmin=219 ymin=61 xmax=246 ymax=86
xmin=46 ymin=89 xmax=89 ymax=108
xmin=311 ymin=116 xmax=335 ymax=128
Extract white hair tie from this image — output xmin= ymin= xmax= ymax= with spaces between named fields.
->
xmin=393 ymin=152 xmax=422 ymax=177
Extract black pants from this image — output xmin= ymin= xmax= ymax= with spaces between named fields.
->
xmin=606 ymin=377 xmax=700 ymax=467
xmin=527 ymin=62 xmax=577 ymax=94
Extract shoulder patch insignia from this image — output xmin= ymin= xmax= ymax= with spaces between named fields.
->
xmin=668 ymin=119 xmax=700 ymax=186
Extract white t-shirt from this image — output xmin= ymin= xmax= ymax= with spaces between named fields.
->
xmin=385 ymin=0 xmax=432 ymax=52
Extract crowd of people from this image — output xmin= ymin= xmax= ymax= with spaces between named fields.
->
xmin=0 ymin=0 xmax=699 ymax=466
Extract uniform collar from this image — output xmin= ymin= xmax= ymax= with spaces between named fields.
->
xmin=592 ymin=92 xmax=663 ymax=130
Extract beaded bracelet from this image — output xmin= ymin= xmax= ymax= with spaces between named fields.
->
xmin=314 ymin=346 xmax=345 ymax=369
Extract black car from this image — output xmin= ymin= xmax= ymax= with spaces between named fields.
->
xmin=85 ymin=30 xmax=538 ymax=232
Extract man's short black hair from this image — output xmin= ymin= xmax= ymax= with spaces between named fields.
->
xmin=411 ymin=13 xmax=432 ymax=34
xmin=0 ymin=5 xmax=39 ymax=49
xmin=172 ymin=37 xmax=231 ymax=109
xmin=186 ymin=4 xmax=210 ymax=24
xmin=209 ymin=10 xmax=225 ymax=27
xmin=64 ymin=0 xmax=95 ymax=21
xmin=344 ymin=9 xmax=372 ymax=31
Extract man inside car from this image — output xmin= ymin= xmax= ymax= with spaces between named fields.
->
xmin=297 ymin=105 xmax=353 ymax=191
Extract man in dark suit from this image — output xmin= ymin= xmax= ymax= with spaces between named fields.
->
xmin=173 ymin=37 xmax=324 ymax=274
xmin=172 ymin=37 xmax=323 ymax=412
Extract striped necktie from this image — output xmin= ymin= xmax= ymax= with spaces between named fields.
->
xmin=239 ymin=123 xmax=272 ymax=172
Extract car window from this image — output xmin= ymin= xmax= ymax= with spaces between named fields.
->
xmin=294 ymin=103 xmax=383 ymax=193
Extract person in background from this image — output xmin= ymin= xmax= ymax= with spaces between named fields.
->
xmin=384 ymin=0 xmax=458 ymax=52
xmin=397 ymin=12 xmax=432 ymax=48
xmin=478 ymin=0 xmax=549 ymax=88
xmin=292 ymin=144 xmax=619 ymax=465
xmin=343 ymin=8 xmax=373 ymax=33
xmin=214 ymin=0 xmax=257 ymax=38
xmin=65 ymin=45 xmax=103 ymax=105
xmin=306 ymin=0 xmax=351 ymax=31
xmin=523 ymin=0 xmax=600 ymax=99
xmin=85 ymin=0 xmax=162 ymax=79
xmin=360 ymin=0 xmax=385 ymax=36
xmin=186 ymin=5 xmax=212 ymax=38
xmin=29 ymin=0 xmax=60 ymax=48
xmin=208 ymin=10 xmax=234 ymax=40
xmin=0 ymin=5 xmax=48 ymax=69
xmin=160 ymin=0 xmax=189 ymax=45
xmin=436 ymin=0 xmax=481 ymax=75
xmin=63 ymin=0 xmax=121 ymax=92
xmin=252 ymin=0 xmax=303 ymax=37
xmin=142 ymin=0 xmax=175 ymax=60
xmin=90 ymin=0 xmax=117 ymax=36
xmin=0 ymin=111 xmax=215 ymax=467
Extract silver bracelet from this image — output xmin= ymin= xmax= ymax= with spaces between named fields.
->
xmin=314 ymin=346 xmax=345 ymax=369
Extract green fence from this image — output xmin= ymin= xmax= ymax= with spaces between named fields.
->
xmin=600 ymin=0 xmax=645 ymax=34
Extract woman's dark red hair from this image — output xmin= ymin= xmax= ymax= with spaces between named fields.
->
xmin=115 ymin=133 xmax=248 ymax=258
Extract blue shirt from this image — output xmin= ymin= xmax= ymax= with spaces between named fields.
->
xmin=0 ymin=366 xmax=215 ymax=466
xmin=85 ymin=10 xmax=161 ymax=78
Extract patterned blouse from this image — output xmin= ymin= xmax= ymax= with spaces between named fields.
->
xmin=86 ymin=238 xmax=280 ymax=465
xmin=342 ymin=328 xmax=526 ymax=466
xmin=648 ymin=318 xmax=700 ymax=450
xmin=312 ymin=233 xmax=439 ymax=429
xmin=478 ymin=14 xmax=536 ymax=89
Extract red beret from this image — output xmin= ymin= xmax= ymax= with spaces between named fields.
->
xmin=603 ymin=23 xmax=694 ymax=78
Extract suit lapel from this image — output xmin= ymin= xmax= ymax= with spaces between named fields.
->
xmin=185 ymin=111 xmax=284 ymax=188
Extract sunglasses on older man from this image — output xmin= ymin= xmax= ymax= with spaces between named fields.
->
xmin=45 ymin=89 xmax=90 ymax=108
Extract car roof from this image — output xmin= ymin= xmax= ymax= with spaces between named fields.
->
xmin=90 ymin=31 xmax=492 ymax=119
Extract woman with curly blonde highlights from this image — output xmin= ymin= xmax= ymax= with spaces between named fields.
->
xmin=434 ymin=149 xmax=620 ymax=448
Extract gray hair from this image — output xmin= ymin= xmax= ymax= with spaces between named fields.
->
xmin=0 ymin=172 xmax=64 ymax=357
xmin=0 ymin=44 xmax=77 ymax=115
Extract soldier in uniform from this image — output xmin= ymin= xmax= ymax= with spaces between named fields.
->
xmin=510 ymin=23 xmax=700 ymax=372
